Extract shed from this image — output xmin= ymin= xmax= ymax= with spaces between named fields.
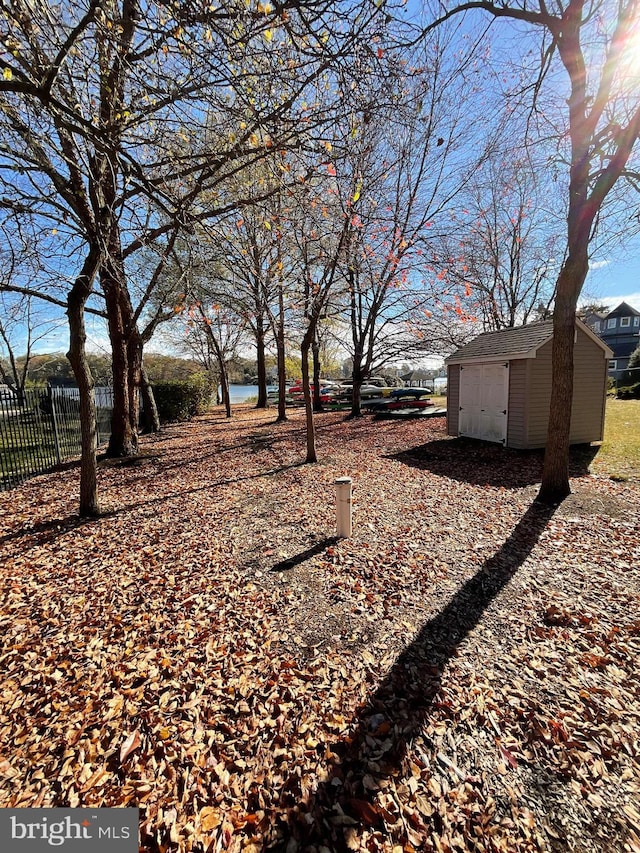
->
xmin=445 ymin=319 xmax=612 ymax=449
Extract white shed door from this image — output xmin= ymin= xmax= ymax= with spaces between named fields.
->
xmin=459 ymin=362 xmax=509 ymax=444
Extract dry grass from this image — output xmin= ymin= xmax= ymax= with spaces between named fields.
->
xmin=431 ymin=395 xmax=639 ymax=482
xmin=590 ymin=398 xmax=640 ymax=482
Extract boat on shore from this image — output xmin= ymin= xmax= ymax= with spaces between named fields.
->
xmin=373 ymin=405 xmax=447 ymax=419
xmin=389 ymin=386 xmax=433 ymax=400
xmin=361 ymin=386 xmax=435 ymax=411
xmin=265 ymin=379 xmax=440 ymax=413
xmin=362 ymin=398 xmax=433 ymax=412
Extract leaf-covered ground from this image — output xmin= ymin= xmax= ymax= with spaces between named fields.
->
xmin=1 ymin=407 xmax=639 ymax=853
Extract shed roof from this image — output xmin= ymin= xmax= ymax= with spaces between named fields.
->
xmin=446 ymin=318 xmax=612 ymax=364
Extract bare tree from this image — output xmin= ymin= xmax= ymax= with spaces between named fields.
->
xmin=0 ymin=222 xmax=62 ymax=399
xmin=421 ymin=0 xmax=640 ymax=501
xmin=157 ymin=237 xmax=251 ymax=418
xmin=0 ymin=294 xmax=64 ymax=401
xmin=438 ymin=157 xmax=563 ymax=330
xmin=195 ymin=304 xmax=246 ymax=419
xmin=288 ymin=175 xmax=352 ymax=461
xmin=1 ymin=0 xmax=388 ymax=513
xmin=213 ymin=177 xmax=314 ymax=423
xmin=199 ymin=205 xmax=281 ymax=414
xmin=329 ymin=27 xmax=496 ymax=415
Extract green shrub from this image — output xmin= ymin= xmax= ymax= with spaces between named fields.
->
xmin=616 ymin=382 xmax=640 ymax=400
xmin=152 ymin=375 xmax=215 ymax=422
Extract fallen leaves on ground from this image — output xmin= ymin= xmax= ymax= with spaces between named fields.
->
xmin=0 ymin=407 xmax=638 ymax=853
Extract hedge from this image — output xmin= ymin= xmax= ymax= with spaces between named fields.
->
xmin=616 ymin=382 xmax=640 ymax=400
xmin=152 ymin=375 xmax=215 ymax=422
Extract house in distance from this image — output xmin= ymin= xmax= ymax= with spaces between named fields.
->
xmin=583 ymin=301 xmax=640 ymax=374
xmin=445 ymin=319 xmax=612 ymax=449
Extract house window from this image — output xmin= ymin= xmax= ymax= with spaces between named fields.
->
xmin=607 ymin=318 xmax=617 ymax=329
xmin=609 ymin=360 xmax=617 ymax=371
xmin=620 ymin=317 xmax=631 ymax=327
xmin=593 ymin=321 xmax=601 ymax=331
xmin=635 ymin=317 xmax=639 ymax=327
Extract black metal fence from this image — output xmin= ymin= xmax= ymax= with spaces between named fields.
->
xmin=0 ymin=387 xmax=113 ymax=492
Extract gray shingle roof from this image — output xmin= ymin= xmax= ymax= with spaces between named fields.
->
xmin=606 ymin=301 xmax=640 ymax=318
xmin=446 ymin=321 xmax=555 ymax=363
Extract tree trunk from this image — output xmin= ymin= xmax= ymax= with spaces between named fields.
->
xmin=213 ymin=338 xmax=231 ymax=418
xmin=66 ymin=248 xmax=101 ymax=517
xmin=538 ymin=250 xmax=589 ymax=503
xmin=349 ymin=354 xmax=364 ymax=418
xmin=140 ymin=365 xmax=160 ymax=433
xmin=536 ymin=17 xmax=605 ymax=503
xmin=102 ymin=257 xmax=139 ymax=457
xmin=255 ymin=315 xmax=268 ymax=408
xmin=301 ymin=339 xmax=317 ymax=463
xmin=220 ymin=364 xmax=231 ymax=418
xmin=312 ymin=335 xmax=323 ymax=413
xmin=275 ymin=318 xmax=288 ymax=423
xmin=126 ymin=328 xmax=143 ymax=439
xmin=105 ymin=294 xmax=132 ymax=455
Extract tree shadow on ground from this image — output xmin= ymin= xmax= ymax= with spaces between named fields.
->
xmin=153 ymin=422 xmax=315 ymax=472
xmin=113 ymin=460 xmax=306 ymax=514
xmin=0 ymin=511 xmax=116 ymax=548
xmin=388 ymin=438 xmax=600 ymax=488
xmin=270 ymin=499 xmax=558 ymax=850
xmin=0 ymin=462 xmax=306 ymax=550
xmin=271 ymin=537 xmax=339 ymax=572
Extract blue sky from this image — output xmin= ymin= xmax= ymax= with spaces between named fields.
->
xmin=585 ymin=234 xmax=640 ymax=311
xmin=587 ymin=262 xmax=640 ymax=311
xmin=3 ymin=5 xmax=640 ymax=365
xmin=18 ymin=243 xmax=640 ymax=361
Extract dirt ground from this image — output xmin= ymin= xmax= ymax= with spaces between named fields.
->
xmin=1 ymin=406 xmax=638 ymax=852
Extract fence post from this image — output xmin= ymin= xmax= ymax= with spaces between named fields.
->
xmin=50 ymin=389 xmax=62 ymax=465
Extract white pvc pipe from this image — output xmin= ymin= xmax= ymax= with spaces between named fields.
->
xmin=335 ymin=476 xmax=353 ymax=538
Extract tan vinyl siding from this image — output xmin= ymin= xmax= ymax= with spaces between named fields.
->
xmin=524 ymin=332 xmax=607 ymax=447
xmin=570 ymin=328 xmax=608 ymax=442
xmin=506 ymin=360 xmax=528 ymax=448
xmin=524 ymin=340 xmax=553 ymax=447
xmin=447 ymin=365 xmax=460 ymax=436
xmin=446 ymin=321 xmax=609 ymax=448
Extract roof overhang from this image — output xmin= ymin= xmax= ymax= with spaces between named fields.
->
xmin=446 ymin=350 xmax=538 ymax=366
xmin=576 ymin=317 xmax=614 ymax=357
xmin=446 ymin=318 xmax=613 ymax=365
